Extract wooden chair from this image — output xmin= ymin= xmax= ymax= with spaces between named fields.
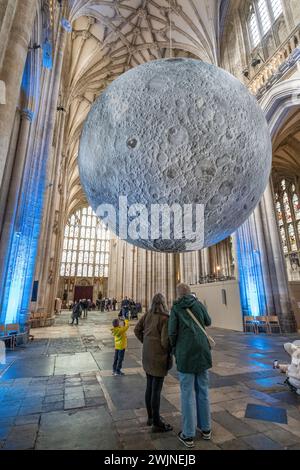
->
xmin=256 ymin=316 xmax=269 ymax=334
xmin=244 ymin=316 xmax=257 ymax=334
xmin=0 ymin=325 xmax=11 ymax=349
xmin=267 ymin=315 xmax=282 ymax=334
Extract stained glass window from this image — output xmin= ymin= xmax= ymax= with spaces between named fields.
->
xmin=275 ymin=179 xmax=300 ymax=256
xmin=276 ymin=201 xmax=283 ymax=226
xmin=292 ymin=193 xmax=300 ymax=220
xmin=60 ymin=206 xmax=110 ymax=278
xmin=280 ymin=227 xmax=288 ymax=254
xmin=283 ymin=192 xmax=292 ymax=223
xmin=288 ymin=224 xmax=297 ymax=252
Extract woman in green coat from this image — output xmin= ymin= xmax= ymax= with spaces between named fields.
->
xmin=168 ymin=283 xmax=212 ymax=448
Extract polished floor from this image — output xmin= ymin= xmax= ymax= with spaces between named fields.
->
xmin=0 ymin=310 xmax=300 ymax=450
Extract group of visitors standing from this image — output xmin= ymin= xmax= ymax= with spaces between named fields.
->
xmin=96 ymin=297 xmax=117 ymax=312
xmin=119 ymin=297 xmax=142 ymax=320
xmin=110 ymin=283 xmax=212 ymax=448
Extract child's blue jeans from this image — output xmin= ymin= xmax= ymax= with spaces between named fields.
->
xmin=113 ymin=349 xmax=125 ymax=373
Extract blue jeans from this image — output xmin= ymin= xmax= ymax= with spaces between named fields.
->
xmin=113 ymin=349 xmax=125 ymax=373
xmin=178 ymin=370 xmax=211 ymax=438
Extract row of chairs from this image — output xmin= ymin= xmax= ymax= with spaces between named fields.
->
xmin=0 ymin=323 xmax=26 ymax=349
xmin=244 ymin=315 xmax=282 ymax=334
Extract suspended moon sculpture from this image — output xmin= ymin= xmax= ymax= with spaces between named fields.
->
xmin=78 ymin=58 xmax=272 ymax=252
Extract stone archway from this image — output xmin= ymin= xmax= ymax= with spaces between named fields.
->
xmin=260 ymin=77 xmax=300 ymax=331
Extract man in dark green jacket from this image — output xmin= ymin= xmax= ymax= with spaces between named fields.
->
xmin=168 ymin=283 xmax=212 ymax=448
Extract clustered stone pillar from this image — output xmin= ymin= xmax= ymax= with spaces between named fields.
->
xmin=0 ymin=0 xmax=37 ymax=223
xmin=178 ymin=241 xmax=233 ymax=285
xmin=259 ymin=182 xmax=297 ymax=332
xmin=0 ymin=110 xmax=33 ymax=287
xmin=107 ymin=241 xmax=177 ymax=310
xmin=29 ymin=5 xmax=68 ymax=319
xmin=235 ymin=179 xmax=297 ymax=333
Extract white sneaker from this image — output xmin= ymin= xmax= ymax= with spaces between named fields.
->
xmin=201 ymin=430 xmax=212 ymax=440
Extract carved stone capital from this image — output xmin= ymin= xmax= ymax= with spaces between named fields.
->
xmin=21 ymin=108 xmax=34 ymax=121
xmin=82 ymin=30 xmax=91 ymax=40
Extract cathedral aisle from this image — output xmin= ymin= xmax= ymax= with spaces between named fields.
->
xmin=0 ymin=311 xmax=299 ymax=450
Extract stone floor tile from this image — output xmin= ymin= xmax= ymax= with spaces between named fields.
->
xmin=111 ymin=409 xmax=137 ymax=421
xmin=210 ymin=420 xmax=235 ymax=444
xmin=36 ymin=407 xmax=121 ymax=450
xmin=287 ymin=443 xmax=300 ymax=450
xmin=264 ymin=429 xmax=300 ymax=447
xmin=212 ymin=410 xmax=255 ymax=437
xmin=85 ymin=396 xmax=106 ymax=407
xmin=42 ymin=402 xmax=64 ymax=412
xmin=44 ymin=394 xmax=64 ymax=403
xmin=0 ymin=426 xmax=12 ymax=440
xmin=219 ymin=438 xmax=253 ymax=450
xmin=243 ymin=433 xmax=284 ymax=450
xmin=64 ymin=399 xmax=86 ymax=410
xmin=3 ymin=424 xmax=38 ymax=450
xmin=0 ymin=405 xmax=21 ymax=418
xmin=14 ymin=414 xmax=41 ymax=426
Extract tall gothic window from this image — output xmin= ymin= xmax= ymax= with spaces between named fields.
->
xmin=275 ymin=179 xmax=300 ymax=257
xmin=249 ymin=10 xmax=260 ymax=48
xmin=60 ymin=206 xmax=110 ymax=278
xmin=270 ymin=0 xmax=283 ymax=20
xmin=248 ymin=0 xmax=283 ymax=49
xmin=258 ymin=0 xmax=271 ymax=35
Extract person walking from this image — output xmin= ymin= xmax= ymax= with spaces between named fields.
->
xmin=134 ymin=293 xmax=173 ymax=433
xmin=168 ymin=283 xmax=212 ymax=448
xmin=71 ymin=301 xmax=82 ymax=326
xmin=121 ymin=296 xmax=130 ymax=319
xmin=83 ymin=299 xmax=89 ymax=318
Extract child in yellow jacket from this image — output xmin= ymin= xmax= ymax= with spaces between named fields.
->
xmin=111 ymin=318 xmax=129 ymax=376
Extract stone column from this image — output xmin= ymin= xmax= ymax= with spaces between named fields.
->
xmin=252 ymin=204 xmax=275 ymax=314
xmin=0 ymin=0 xmax=37 ymax=203
xmin=132 ymin=246 xmax=138 ymax=301
xmin=0 ymin=0 xmax=17 ymax=104
xmin=167 ymin=253 xmax=176 ymax=306
xmin=179 ymin=253 xmax=185 ymax=282
xmin=35 ymin=108 xmax=67 ymax=315
xmin=31 ymin=13 xmax=67 ymax=317
xmin=200 ymin=248 xmax=210 ymax=276
xmin=234 ymin=180 xmax=297 ymax=332
xmin=260 ymin=182 xmax=297 ymax=332
xmin=0 ymin=109 xmax=32 ymax=275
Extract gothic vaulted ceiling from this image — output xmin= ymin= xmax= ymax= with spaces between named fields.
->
xmin=62 ymin=0 xmax=221 ymax=217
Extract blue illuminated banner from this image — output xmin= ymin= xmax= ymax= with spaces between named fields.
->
xmin=236 ymin=219 xmax=267 ymax=317
xmin=42 ymin=39 xmax=52 ymax=69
